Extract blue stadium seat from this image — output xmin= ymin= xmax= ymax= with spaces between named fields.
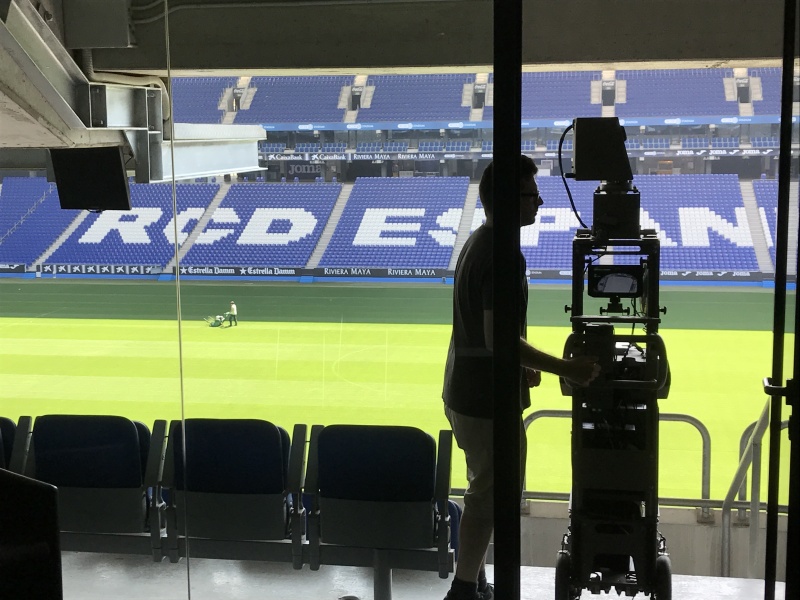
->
xmin=162 ymin=419 xmax=306 ymax=566
xmin=20 ymin=415 xmax=166 ymax=560
xmin=304 ymin=424 xmax=455 ymax=600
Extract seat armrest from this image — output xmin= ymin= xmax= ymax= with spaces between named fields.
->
xmin=9 ymin=416 xmax=32 ymax=475
xmin=434 ymin=430 xmax=452 ymax=504
xmin=144 ymin=420 xmax=167 ymax=489
xmin=287 ymin=424 xmax=307 ymax=496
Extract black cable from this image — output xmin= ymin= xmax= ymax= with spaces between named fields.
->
xmin=558 ymin=124 xmax=588 ymax=229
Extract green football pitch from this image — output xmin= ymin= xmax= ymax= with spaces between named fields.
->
xmin=0 ymin=278 xmax=792 ymax=502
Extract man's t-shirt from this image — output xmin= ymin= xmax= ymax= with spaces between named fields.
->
xmin=442 ymin=225 xmax=531 ymax=418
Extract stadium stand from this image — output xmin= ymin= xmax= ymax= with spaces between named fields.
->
xmin=18 ymin=415 xmax=165 ymax=559
xmin=749 ymin=67 xmax=783 ymax=115
xmin=260 ymin=142 xmax=288 ymax=153
xmin=163 ymin=419 xmax=306 ymax=566
xmin=360 ymin=74 xmax=473 ymax=121
xmin=751 ymin=136 xmax=779 ymax=148
xmin=545 ymin=139 xmax=573 ymax=151
xmin=753 ymin=178 xmax=778 ymax=263
xmin=182 ymin=183 xmax=341 ymax=267
xmin=481 ymin=140 xmax=493 ymax=152
xmin=419 ymin=140 xmax=445 ymax=152
xmin=635 ymin=174 xmax=758 ymax=270
xmin=615 ymin=68 xmax=734 ymax=117
xmin=444 ymin=140 xmax=472 ymax=152
xmin=304 ymin=424 xmax=455 ymax=600
xmin=520 ymin=71 xmax=602 ymax=119
xmin=322 ymin=142 xmax=347 ymax=152
xmin=0 ymin=177 xmax=78 ymax=265
xmin=384 ymin=140 xmax=409 ymax=152
xmin=47 ymin=183 xmax=219 ymax=268
xmin=711 ymin=137 xmax=740 ymax=148
xmin=171 ymin=77 xmax=237 ymax=123
xmin=319 ymin=177 xmax=469 ymax=269
xmin=234 ymin=75 xmax=353 ymax=124
xmin=682 ymin=137 xmax=710 ymax=149
xmin=356 ymin=141 xmax=383 ymax=152
xmin=295 ymin=142 xmax=321 ymax=153
xmin=641 ymin=137 xmax=670 ymax=149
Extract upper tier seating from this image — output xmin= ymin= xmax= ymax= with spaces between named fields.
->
xmin=172 ymin=77 xmax=237 ymax=123
xmin=182 ymin=183 xmax=341 ymax=267
xmin=0 ymin=178 xmax=79 ymax=265
xmin=520 ymin=71 xmax=602 ymax=120
xmin=319 ymin=177 xmax=469 ymax=269
xmin=236 ymin=76 xmax=353 ymax=124
xmin=749 ymin=67 xmax=783 ymax=115
xmin=615 ymin=68 xmax=734 ymax=117
xmin=48 ymin=183 xmax=220 ymax=267
xmin=359 ymin=74 xmax=473 ymax=121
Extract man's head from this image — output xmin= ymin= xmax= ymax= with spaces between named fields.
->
xmin=479 ymin=155 xmax=542 ymax=227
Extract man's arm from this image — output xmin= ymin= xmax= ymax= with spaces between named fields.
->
xmin=484 ymin=309 xmax=599 ymax=385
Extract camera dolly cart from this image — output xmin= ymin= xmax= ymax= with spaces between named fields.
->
xmin=556 ymin=220 xmax=672 ymax=599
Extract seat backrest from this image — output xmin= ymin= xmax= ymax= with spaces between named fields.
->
xmin=314 ymin=425 xmax=437 ymax=549
xmin=0 ymin=417 xmax=16 ymax=469
xmin=32 ymin=415 xmax=144 ymax=488
xmin=30 ymin=415 xmax=149 ymax=533
xmin=170 ymin=418 xmax=288 ymax=494
xmin=318 ymin=424 xmax=436 ymax=502
xmin=167 ymin=418 xmax=291 ymax=541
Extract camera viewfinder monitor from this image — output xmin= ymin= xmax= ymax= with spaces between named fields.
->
xmin=48 ymin=146 xmax=131 ymax=211
xmin=587 ymin=264 xmax=644 ymax=298
xmin=572 ymin=117 xmax=633 ymax=182
xmin=0 ymin=469 xmax=63 ymax=599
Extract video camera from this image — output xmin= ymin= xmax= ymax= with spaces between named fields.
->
xmin=555 ymin=117 xmax=672 ymax=600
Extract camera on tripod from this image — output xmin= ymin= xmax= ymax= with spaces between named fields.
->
xmin=554 ymin=117 xmax=673 ymax=600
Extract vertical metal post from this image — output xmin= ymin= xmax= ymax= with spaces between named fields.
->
xmin=492 ymin=1 xmax=522 ymax=599
xmin=764 ymin=0 xmax=798 ymax=597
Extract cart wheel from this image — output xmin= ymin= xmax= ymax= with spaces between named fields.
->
xmin=653 ymin=555 xmax=672 ymax=600
xmin=555 ymin=551 xmax=573 ymax=600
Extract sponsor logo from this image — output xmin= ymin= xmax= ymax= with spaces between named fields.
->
xmin=297 ymin=124 xmax=314 ymax=130
xmin=742 ymin=149 xmax=762 ymax=155
xmin=346 ymin=123 xmax=362 ymax=130
xmin=664 ymin=118 xmax=682 ymax=125
xmin=553 ymin=120 xmax=571 ymax=127
xmin=677 ymin=150 xmax=695 ymax=155
xmin=721 ymin=117 xmax=739 ymax=124
xmin=661 ymin=271 xmax=678 ymax=275
xmin=447 ymin=122 xmax=464 ymax=129
xmin=396 ymin=153 xmax=437 ymax=159
xmin=322 ymin=267 xmax=372 ymax=276
xmin=289 ymin=164 xmax=322 ymax=175
xmin=397 ymin=123 xmax=413 ymax=129
xmin=266 ymin=154 xmax=297 ymax=161
xmin=481 ymin=153 xmax=493 ymax=158
xmin=311 ymin=153 xmax=347 ymax=161
xmin=710 ymin=149 xmax=728 ymax=155
xmin=733 ymin=271 xmax=752 ymax=276
xmin=695 ymin=271 xmax=714 ymax=276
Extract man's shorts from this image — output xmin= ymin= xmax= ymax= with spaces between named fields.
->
xmin=444 ymin=405 xmax=527 ymax=521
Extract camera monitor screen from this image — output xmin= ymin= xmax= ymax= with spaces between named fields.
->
xmin=49 ymin=146 xmax=131 ymax=211
xmin=588 ymin=264 xmax=644 ymax=298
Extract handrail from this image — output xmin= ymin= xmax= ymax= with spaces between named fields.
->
xmin=721 ymin=399 xmax=770 ymax=577
xmin=726 ymin=402 xmax=790 ymax=578
xmin=521 ymin=409 xmax=712 ymax=515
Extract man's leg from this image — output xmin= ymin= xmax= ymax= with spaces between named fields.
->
xmin=445 ymin=407 xmax=494 ymax=599
xmin=454 ymin=509 xmax=493 ymax=582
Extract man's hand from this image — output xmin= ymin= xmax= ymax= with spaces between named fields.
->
xmin=525 ymin=368 xmax=542 ymax=388
xmin=563 ymin=355 xmax=601 ymax=386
